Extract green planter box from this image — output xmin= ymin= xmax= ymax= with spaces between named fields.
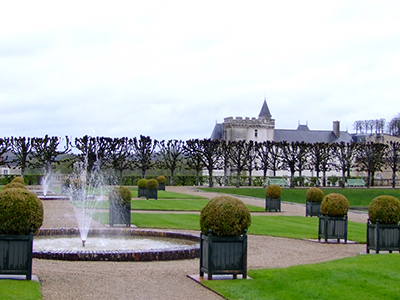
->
xmin=147 ymin=189 xmax=158 ymax=200
xmin=138 ymin=187 xmax=148 ymax=198
xmin=265 ymin=197 xmax=281 ymax=212
xmin=158 ymin=183 xmax=166 ymax=191
xmin=109 ymin=202 xmax=131 ymax=227
xmin=306 ymin=201 xmax=321 ymax=217
xmin=367 ymin=220 xmax=400 ymax=254
xmin=200 ymin=232 xmax=247 ymax=280
xmin=318 ymin=215 xmax=348 ymax=243
xmin=0 ymin=233 xmax=33 ymax=280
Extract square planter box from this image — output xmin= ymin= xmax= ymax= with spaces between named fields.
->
xmin=367 ymin=220 xmax=400 ymax=254
xmin=200 ymin=232 xmax=247 ymax=280
xmin=138 ymin=187 xmax=148 ymax=198
xmin=0 ymin=233 xmax=33 ymax=280
xmin=109 ymin=202 xmax=131 ymax=227
xmin=158 ymin=183 xmax=166 ymax=191
xmin=265 ymin=197 xmax=281 ymax=212
xmin=306 ymin=201 xmax=321 ymax=217
xmin=147 ymin=189 xmax=158 ymax=200
xmin=318 ymin=215 xmax=348 ymax=243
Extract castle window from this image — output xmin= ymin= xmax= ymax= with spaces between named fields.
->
xmin=254 ymin=129 xmax=258 ymax=137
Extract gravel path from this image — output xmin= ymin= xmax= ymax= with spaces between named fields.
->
xmin=33 ymin=186 xmax=367 ymax=300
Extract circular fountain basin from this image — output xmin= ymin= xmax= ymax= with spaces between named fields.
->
xmin=33 ymin=228 xmax=200 ymax=262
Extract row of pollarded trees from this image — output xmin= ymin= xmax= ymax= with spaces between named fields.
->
xmin=186 ymin=139 xmax=399 ymax=188
xmin=1 ymin=135 xmax=399 ymax=188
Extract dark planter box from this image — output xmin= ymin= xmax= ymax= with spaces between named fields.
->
xmin=138 ymin=187 xmax=148 ymax=198
xmin=265 ymin=197 xmax=281 ymax=212
xmin=147 ymin=189 xmax=158 ymax=200
xmin=367 ymin=220 xmax=400 ymax=253
xmin=318 ymin=215 xmax=348 ymax=243
xmin=306 ymin=201 xmax=321 ymax=217
xmin=0 ymin=233 xmax=33 ymax=280
xmin=158 ymin=183 xmax=166 ymax=191
xmin=109 ymin=202 xmax=131 ymax=227
xmin=200 ymin=232 xmax=247 ymax=280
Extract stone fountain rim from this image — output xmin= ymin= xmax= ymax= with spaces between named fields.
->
xmin=33 ymin=228 xmax=200 ymax=262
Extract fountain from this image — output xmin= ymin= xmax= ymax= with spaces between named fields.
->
xmin=33 ymin=150 xmax=200 ymax=261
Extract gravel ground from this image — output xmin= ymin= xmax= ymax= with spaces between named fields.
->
xmin=33 ymin=186 xmax=367 ymax=300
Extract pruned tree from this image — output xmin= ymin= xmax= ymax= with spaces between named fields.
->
xmin=185 ymin=139 xmax=221 ymax=187
xmin=106 ymin=137 xmax=134 ymax=185
xmin=355 ymin=142 xmax=387 ymax=187
xmin=308 ymin=142 xmax=334 ymax=187
xmin=132 ymin=135 xmax=158 ymax=178
xmin=333 ymin=142 xmax=358 ymax=187
xmin=31 ymin=135 xmax=71 ymax=175
xmin=388 ymin=114 xmax=400 ymax=136
xmin=0 ymin=137 xmax=10 ymax=168
xmin=227 ymin=140 xmax=249 ymax=188
xmin=255 ymin=141 xmax=283 ymax=186
xmin=279 ymin=141 xmax=298 ymax=188
xmin=384 ymin=141 xmax=400 ymax=188
xmin=156 ymin=139 xmax=185 ymax=186
xmin=245 ymin=140 xmax=256 ymax=186
xmin=183 ymin=140 xmax=205 ymax=186
xmin=10 ymin=137 xmax=33 ymax=178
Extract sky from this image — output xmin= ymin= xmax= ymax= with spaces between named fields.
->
xmin=1 ymin=0 xmax=400 ymax=142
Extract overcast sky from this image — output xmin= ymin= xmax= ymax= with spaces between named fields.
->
xmin=1 ymin=1 xmax=399 ymax=142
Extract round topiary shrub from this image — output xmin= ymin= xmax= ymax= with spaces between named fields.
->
xmin=368 ymin=195 xmax=400 ymax=224
xmin=0 ymin=188 xmax=43 ymax=235
xmin=146 ymin=179 xmax=159 ymax=190
xmin=11 ymin=177 xmax=25 ymax=185
xmin=200 ymin=195 xmax=252 ymax=237
xmin=3 ymin=182 xmax=27 ymax=190
xmin=137 ymin=179 xmax=148 ymax=188
xmin=306 ymin=187 xmax=324 ymax=203
xmin=109 ymin=186 xmax=132 ymax=205
xmin=320 ymin=193 xmax=349 ymax=217
xmin=157 ymin=176 xmax=166 ymax=184
xmin=265 ymin=184 xmax=282 ymax=199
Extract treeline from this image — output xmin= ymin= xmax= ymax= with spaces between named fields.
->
xmin=0 ymin=135 xmax=399 ymax=188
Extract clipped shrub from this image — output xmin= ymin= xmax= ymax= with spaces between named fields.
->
xmin=157 ymin=176 xmax=167 ymax=184
xmin=3 ymin=182 xmax=27 ymax=190
xmin=146 ymin=179 xmax=159 ymax=190
xmin=137 ymin=179 xmax=148 ymax=188
xmin=306 ymin=187 xmax=324 ymax=203
xmin=0 ymin=188 xmax=43 ymax=235
xmin=200 ymin=195 xmax=251 ymax=237
xmin=11 ymin=177 xmax=25 ymax=185
xmin=265 ymin=184 xmax=282 ymax=199
xmin=320 ymin=193 xmax=349 ymax=217
xmin=368 ymin=195 xmax=400 ymax=224
xmin=109 ymin=186 xmax=132 ymax=205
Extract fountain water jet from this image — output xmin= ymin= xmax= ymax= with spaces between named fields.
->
xmin=65 ymin=158 xmax=109 ymax=245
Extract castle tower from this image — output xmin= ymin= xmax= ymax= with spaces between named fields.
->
xmin=221 ymin=99 xmax=275 ymax=142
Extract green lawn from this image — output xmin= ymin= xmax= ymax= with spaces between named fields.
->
xmin=199 ymin=187 xmax=400 ymax=207
xmin=0 ymin=280 xmax=42 ymax=300
xmin=203 ymin=254 xmax=400 ymax=300
xmin=91 ymin=213 xmax=366 ymax=243
xmin=73 ymin=199 xmax=265 ymax=212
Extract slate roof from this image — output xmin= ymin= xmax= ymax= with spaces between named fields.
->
xmin=258 ymin=100 xmax=272 ymax=119
xmin=210 ymin=123 xmax=223 ymax=140
xmin=274 ymin=128 xmax=354 ymax=144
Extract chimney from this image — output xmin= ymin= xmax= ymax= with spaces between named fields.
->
xmin=333 ymin=121 xmax=340 ymax=138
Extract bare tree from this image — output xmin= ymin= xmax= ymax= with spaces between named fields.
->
xmin=384 ymin=141 xmax=400 ymax=188
xmin=10 ymin=137 xmax=33 ymax=178
xmin=132 ymin=135 xmax=158 ymax=178
xmin=156 ymin=139 xmax=185 ymax=186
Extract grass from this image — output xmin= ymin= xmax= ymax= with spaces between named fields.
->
xmin=72 ymin=199 xmax=265 ymax=212
xmin=199 ymin=187 xmax=400 ymax=207
xmin=0 ymin=280 xmax=42 ymax=300
xmin=91 ymin=213 xmax=366 ymax=242
xmin=203 ymin=254 xmax=400 ymax=300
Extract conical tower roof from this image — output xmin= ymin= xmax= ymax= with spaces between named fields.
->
xmin=258 ymin=99 xmax=272 ymax=119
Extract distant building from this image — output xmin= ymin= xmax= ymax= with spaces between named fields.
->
xmin=211 ymin=99 xmax=354 ymax=144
